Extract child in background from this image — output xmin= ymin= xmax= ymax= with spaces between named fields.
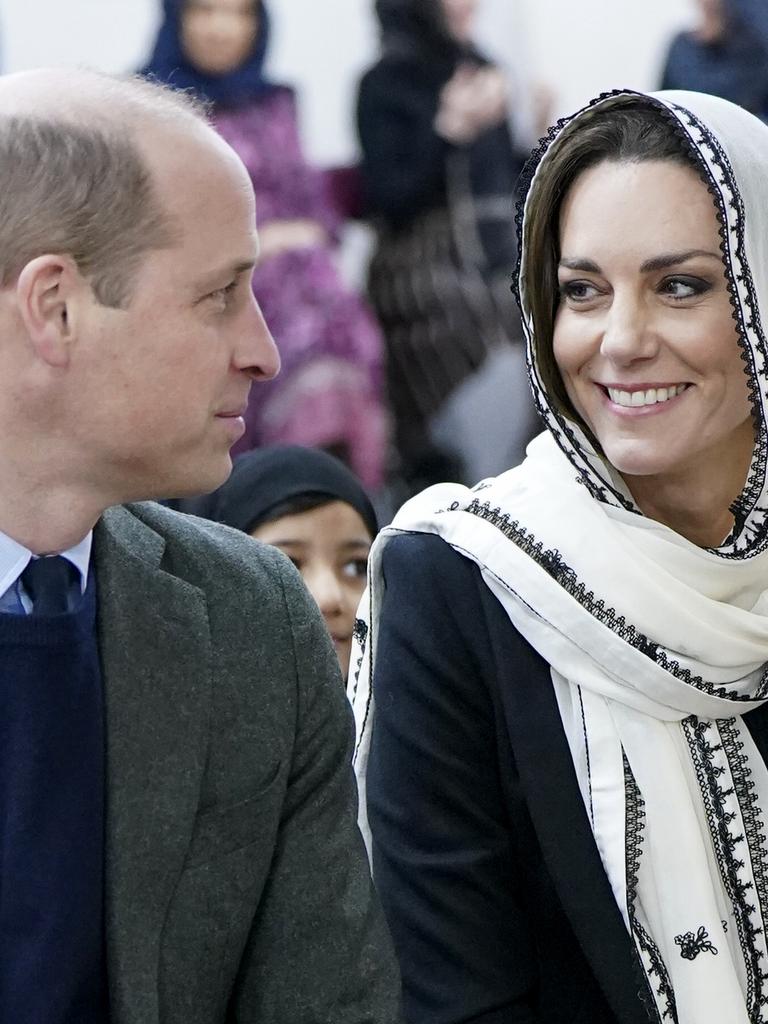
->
xmin=190 ymin=446 xmax=378 ymax=677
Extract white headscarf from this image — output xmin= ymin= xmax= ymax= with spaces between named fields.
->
xmin=349 ymin=90 xmax=768 ymax=1024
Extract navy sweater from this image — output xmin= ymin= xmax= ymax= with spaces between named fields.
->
xmin=0 ymin=575 xmax=107 ymax=1022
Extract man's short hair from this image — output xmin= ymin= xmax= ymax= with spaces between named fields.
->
xmin=0 ymin=76 xmax=209 ymax=308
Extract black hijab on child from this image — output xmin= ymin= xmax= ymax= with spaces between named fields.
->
xmin=193 ymin=446 xmax=379 ymax=540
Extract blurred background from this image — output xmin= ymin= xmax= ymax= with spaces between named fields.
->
xmin=1 ymin=0 xmax=698 ymax=165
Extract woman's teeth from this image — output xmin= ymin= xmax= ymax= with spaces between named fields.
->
xmin=606 ymin=384 xmax=689 ymax=408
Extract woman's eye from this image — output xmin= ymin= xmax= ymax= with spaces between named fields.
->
xmin=661 ymin=276 xmax=711 ymax=300
xmin=558 ymin=280 xmax=599 ymax=303
xmin=341 ymin=558 xmax=368 ymax=580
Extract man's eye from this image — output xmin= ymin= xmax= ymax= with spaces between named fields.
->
xmin=209 ymin=281 xmax=238 ymax=304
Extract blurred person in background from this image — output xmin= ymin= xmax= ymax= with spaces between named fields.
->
xmin=357 ymin=0 xmax=539 ymax=495
xmin=189 ymin=445 xmax=378 ymax=677
xmin=660 ymin=0 xmax=768 ymax=120
xmin=142 ymin=0 xmax=388 ymax=492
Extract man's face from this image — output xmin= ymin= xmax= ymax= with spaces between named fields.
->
xmin=73 ymin=129 xmax=280 ymax=501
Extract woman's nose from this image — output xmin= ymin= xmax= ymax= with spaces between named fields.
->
xmin=599 ymin=293 xmax=659 ymax=365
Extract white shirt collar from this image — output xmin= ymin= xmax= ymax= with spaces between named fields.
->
xmin=0 ymin=528 xmax=93 ymax=597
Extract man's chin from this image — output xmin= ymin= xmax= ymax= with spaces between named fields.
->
xmin=160 ymin=453 xmax=234 ymax=502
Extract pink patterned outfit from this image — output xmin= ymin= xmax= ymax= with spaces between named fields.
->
xmin=215 ymin=89 xmax=387 ymax=491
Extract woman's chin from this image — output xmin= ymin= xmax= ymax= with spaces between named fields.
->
xmin=599 ymin=440 xmax=678 ymax=481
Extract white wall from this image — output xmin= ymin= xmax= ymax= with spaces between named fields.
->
xmin=1 ymin=0 xmax=696 ymax=164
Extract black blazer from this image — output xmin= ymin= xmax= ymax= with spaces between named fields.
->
xmin=366 ymin=533 xmax=768 ymax=1024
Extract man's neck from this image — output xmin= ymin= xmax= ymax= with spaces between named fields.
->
xmin=0 ymin=483 xmax=103 ymax=555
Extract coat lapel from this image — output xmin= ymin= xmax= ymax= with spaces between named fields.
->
xmin=483 ymin=588 xmax=653 ymax=1024
xmin=95 ymin=506 xmax=212 ymax=1024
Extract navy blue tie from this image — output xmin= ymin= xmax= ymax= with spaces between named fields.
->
xmin=21 ymin=556 xmax=77 ymax=615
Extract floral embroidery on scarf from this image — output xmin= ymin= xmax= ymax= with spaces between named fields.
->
xmin=675 ymin=927 xmax=719 ymax=961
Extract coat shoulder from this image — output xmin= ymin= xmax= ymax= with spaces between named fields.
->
xmin=112 ymin=500 xmax=298 ymax=594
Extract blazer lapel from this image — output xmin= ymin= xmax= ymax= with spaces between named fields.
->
xmin=484 ymin=589 xmax=653 ymax=1024
xmin=95 ymin=506 xmax=212 ymax=1024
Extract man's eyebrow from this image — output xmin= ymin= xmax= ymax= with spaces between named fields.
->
xmin=558 ymin=250 xmax=722 ymax=275
xmin=195 ymin=258 xmax=257 ymax=292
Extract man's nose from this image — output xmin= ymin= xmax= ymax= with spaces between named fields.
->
xmin=236 ymin=299 xmax=280 ymax=381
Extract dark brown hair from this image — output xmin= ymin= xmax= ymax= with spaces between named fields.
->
xmin=521 ymin=98 xmax=710 ymax=417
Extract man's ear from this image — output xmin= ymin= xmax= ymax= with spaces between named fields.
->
xmin=15 ymin=255 xmax=83 ymax=369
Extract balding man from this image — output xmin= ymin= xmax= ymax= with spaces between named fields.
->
xmin=0 ymin=70 xmax=398 ymax=1024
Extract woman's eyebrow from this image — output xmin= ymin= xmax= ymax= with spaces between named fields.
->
xmin=639 ymin=249 xmax=722 ymax=273
xmin=558 ymin=250 xmax=722 ymax=275
xmin=559 ymin=257 xmax=601 ymax=273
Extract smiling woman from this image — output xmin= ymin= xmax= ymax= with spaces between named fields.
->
xmin=554 ymin=158 xmax=753 ymax=546
xmin=349 ymin=90 xmax=768 ymax=1024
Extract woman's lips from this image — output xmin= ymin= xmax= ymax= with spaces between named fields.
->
xmin=598 ymin=382 xmax=691 ymax=415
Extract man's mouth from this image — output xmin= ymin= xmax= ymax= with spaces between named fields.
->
xmin=216 ymin=405 xmax=248 ymax=418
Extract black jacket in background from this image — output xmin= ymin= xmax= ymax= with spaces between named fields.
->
xmin=357 ymin=54 xmax=522 ymax=271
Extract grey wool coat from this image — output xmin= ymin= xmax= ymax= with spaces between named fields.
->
xmin=93 ymin=501 xmax=399 ymax=1024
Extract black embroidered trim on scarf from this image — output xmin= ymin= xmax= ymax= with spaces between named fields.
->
xmin=683 ymin=717 xmax=768 ymax=1021
xmin=624 ymin=757 xmax=677 ymax=1023
xmin=466 ymin=497 xmax=767 ymax=702
xmin=351 ymin=616 xmax=372 ymax=762
xmin=350 ymin=618 xmax=368 ymax=702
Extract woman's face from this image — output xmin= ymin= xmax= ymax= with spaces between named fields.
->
xmin=251 ymin=501 xmax=372 ymax=678
xmin=181 ymin=0 xmax=259 ymax=76
xmin=439 ymin=0 xmax=479 ymax=42
xmin=553 ymin=158 xmax=753 ymax=487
